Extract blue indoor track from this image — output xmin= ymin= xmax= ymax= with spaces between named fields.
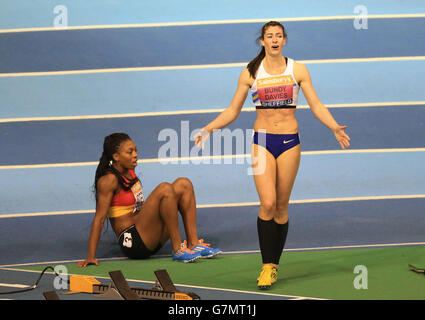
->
xmin=0 ymin=0 xmax=424 ymax=301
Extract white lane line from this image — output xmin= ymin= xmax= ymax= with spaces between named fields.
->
xmin=1 ymin=147 xmax=424 ymax=170
xmin=1 ymin=56 xmax=425 ymax=78
xmin=1 ymin=241 xmax=423 ymax=268
xmin=1 ymin=194 xmax=424 ymax=219
xmin=1 ymin=100 xmax=424 ymax=123
xmin=1 ymin=13 xmax=424 ymax=34
xmin=0 ymin=283 xmax=30 ymax=288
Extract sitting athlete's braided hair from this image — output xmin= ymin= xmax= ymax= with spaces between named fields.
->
xmin=94 ymin=133 xmax=133 ymax=201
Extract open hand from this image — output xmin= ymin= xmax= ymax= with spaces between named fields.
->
xmin=194 ymin=128 xmax=211 ymax=150
xmin=334 ymin=125 xmax=350 ymax=150
xmin=77 ymin=258 xmax=99 ymax=268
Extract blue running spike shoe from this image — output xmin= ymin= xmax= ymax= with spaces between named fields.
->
xmin=191 ymin=239 xmax=222 ymax=258
xmin=172 ymin=241 xmax=202 ymax=263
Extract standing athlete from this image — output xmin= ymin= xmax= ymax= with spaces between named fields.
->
xmin=195 ymin=21 xmax=350 ymax=289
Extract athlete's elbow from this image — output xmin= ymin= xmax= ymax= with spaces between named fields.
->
xmin=93 ymin=214 xmax=107 ymax=228
xmin=309 ymin=102 xmax=327 ymax=115
xmin=226 ymin=108 xmax=241 ymax=122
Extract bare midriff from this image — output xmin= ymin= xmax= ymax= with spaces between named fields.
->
xmin=254 ymin=108 xmax=298 ymax=134
xmin=109 ymin=213 xmax=138 ymax=237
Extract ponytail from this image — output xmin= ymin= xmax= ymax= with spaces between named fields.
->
xmin=247 ymin=21 xmax=287 ymax=79
xmin=247 ymin=46 xmax=266 ymax=79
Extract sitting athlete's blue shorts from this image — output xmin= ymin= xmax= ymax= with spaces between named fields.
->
xmin=253 ymin=132 xmax=300 ymax=159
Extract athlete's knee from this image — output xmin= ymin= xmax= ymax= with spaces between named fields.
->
xmin=173 ymin=177 xmax=193 ymax=192
xmin=276 ymin=202 xmax=289 ymax=214
xmin=275 ymin=202 xmax=289 ymax=223
xmin=260 ymin=199 xmax=276 ymax=216
xmin=157 ymin=182 xmax=176 ymax=199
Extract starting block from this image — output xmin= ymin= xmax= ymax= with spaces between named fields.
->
xmin=62 ymin=269 xmax=200 ymax=300
xmin=43 ymin=291 xmax=61 ymax=300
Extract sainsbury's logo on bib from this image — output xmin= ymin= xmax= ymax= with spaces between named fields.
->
xmin=257 ymin=75 xmax=295 ymax=87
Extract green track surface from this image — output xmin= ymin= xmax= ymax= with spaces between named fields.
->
xmin=21 ymin=246 xmax=425 ymax=300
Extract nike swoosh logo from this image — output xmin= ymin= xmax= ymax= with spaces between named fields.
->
xmin=283 ymin=139 xmax=294 ymax=144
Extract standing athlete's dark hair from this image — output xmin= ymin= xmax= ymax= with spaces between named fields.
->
xmin=93 ymin=133 xmax=131 ymax=200
xmin=247 ymin=21 xmax=287 ymax=79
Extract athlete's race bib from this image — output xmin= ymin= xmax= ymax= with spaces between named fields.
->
xmin=131 ymin=181 xmax=144 ymax=213
xmin=256 ymin=75 xmax=296 ymax=107
xmin=123 ymin=232 xmax=133 ymax=248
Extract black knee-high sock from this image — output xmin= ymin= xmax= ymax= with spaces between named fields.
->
xmin=272 ymin=219 xmax=289 ymax=265
xmin=257 ymin=217 xmax=289 ymax=265
xmin=257 ymin=217 xmax=276 ymax=264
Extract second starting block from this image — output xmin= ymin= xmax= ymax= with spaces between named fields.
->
xmin=63 ymin=269 xmax=200 ymax=300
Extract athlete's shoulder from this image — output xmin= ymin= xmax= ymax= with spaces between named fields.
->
xmin=239 ymin=67 xmax=255 ymax=85
xmin=293 ymin=61 xmax=310 ymax=82
xmin=98 ymin=172 xmax=118 ymax=192
xmin=240 ymin=67 xmax=251 ymax=78
xmin=293 ymin=60 xmax=307 ymax=70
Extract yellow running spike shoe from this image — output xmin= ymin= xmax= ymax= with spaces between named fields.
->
xmin=257 ymin=265 xmax=278 ymax=290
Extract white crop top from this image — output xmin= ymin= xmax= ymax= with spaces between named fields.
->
xmin=251 ymin=57 xmax=299 ymax=109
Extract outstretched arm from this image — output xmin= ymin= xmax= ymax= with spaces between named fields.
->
xmin=296 ymin=63 xmax=351 ymax=150
xmin=195 ymin=68 xmax=252 ymax=148
xmin=77 ymin=174 xmax=116 ymax=267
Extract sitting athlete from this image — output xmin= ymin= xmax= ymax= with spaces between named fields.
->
xmin=77 ymin=133 xmax=221 ymax=267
